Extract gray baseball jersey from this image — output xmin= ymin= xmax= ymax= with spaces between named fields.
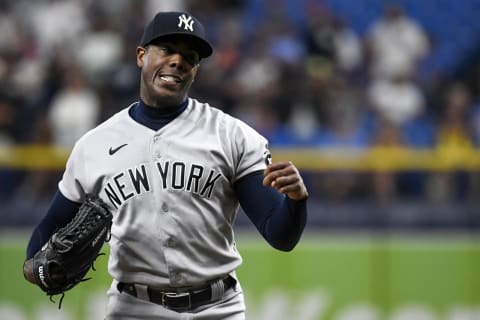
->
xmin=58 ymin=98 xmax=269 ymax=288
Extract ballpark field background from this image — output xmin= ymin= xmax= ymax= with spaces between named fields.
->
xmin=1 ymin=231 xmax=479 ymax=320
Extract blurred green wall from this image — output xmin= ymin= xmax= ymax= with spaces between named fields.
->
xmin=1 ymin=233 xmax=479 ymax=320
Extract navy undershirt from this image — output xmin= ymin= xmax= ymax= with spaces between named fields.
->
xmin=129 ymin=100 xmax=188 ymax=131
xmin=26 ymin=100 xmax=307 ymax=259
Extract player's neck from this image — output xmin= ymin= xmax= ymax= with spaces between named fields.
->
xmin=129 ymin=100 xmax=188 ymax=131
xmin=139 ymin=99 xmax=188 ymax=117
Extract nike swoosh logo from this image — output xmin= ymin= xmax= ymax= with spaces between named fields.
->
xmin=109 ymin=144 xmax=128 ymax=155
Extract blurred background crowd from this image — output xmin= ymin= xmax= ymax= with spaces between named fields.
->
xmin=1 ymin=0 xmax=480 ymax=229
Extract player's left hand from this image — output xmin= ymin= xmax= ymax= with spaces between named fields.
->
xmin=263 ymin=161 xmax=309 ymax=201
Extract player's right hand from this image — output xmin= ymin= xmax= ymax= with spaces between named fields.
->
xmin=262 ymin=161 xmax=309 ymax=201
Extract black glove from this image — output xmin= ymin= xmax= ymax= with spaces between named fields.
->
xmin=23 ymin=194 xmax=113 ymax=307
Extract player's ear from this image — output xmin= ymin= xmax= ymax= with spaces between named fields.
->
xmin=191 ymin=64 xmax=199 ymax=80
xmin=136 ymin=46 xmax=146 ymax=68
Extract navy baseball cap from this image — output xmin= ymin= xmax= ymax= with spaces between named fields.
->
xmin=140 ymin=11 xmax=213 ymax=58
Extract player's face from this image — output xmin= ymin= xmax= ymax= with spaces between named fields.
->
xmin=137 ymin=38 xmax=200 ymax=107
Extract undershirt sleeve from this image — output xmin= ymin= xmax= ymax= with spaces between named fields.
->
xmin=233 ymin=171 xmax=307 ymax=251
xmin=26 ymin=190 xmax=81 ymax=259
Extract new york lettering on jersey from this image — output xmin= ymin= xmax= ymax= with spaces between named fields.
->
xmin=103 ymin=160 xmax=222 ymax=209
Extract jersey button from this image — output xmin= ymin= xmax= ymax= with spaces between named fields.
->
xmin=167 ymin=237 xmax=176 ymax=247
xmin=153 ymin=136 xmax=160 ymax=142
xmin=174 ymin=273 xmax=182 ymax=283
xmin=155 ymin=152 xmax=161 ymax=158
xmin=162 ymin=203 xmax=169 ymax=212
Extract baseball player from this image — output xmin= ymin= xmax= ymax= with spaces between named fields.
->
xmin=24 ymin=11 xmax=308 ymax=319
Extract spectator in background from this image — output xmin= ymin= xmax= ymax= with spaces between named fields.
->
xmin=0 ymin=95 xmax=18 ymax=146
xmin=231 ymin=30 xmax=286 ymax=126
xmin=436 ymin=83 xmax=474 ymax=149
xmin=0 ymin=95 xmax=22 ymax=199
xmin=233 ymin=38 xmax=281 ymax=100
xmin=426 ymin=82 xmax=474 ymax=203
xmin=472 ymin=104 xmax=480 ymax=147
xmin=315 ymin=76 xmax=372 ymax=202
xmin=47 ymin=66 xmax=100 ymax=148
xmin=285 ymin=98 xmax=321 ymax=145
xmin=27 ymin=0 xmax=87 ymax=59
xmin=233 ymin=96 xmax=286 ymax=144
xmin=367 ymin=73 xmax=437 ymax=201
xmin=365 ymin=3 xmax=430 ymax=80
xmin=105 ymin=39 xmax=141 ymax=117
xmin=0 ymin=1 xmax=42 ymax=108
xmin=370 ymin=117 xmax=403 ymax=203
xmin=190 ymin=14 xmax=243 ymax=114
xmin=318 ymin=76 xmax=371 ymax=148
xmin=0 ymin=2 xmax=23 ymax=64
xmin=268 ymin=21 xmax=306 ymax=66
xmin=304 ymin=5 xmax=335 ymax=62
xmin=12 ymin=63 xmax=101 ymax=205
xmin=331 ymin=17 xmax=363 ymax=75
xmin=469 ymin=81 xmax=480 ymax=201
xmin=365 ymin=4 xmax=433 ymax=202
xmin=368 ymin=74 xmax=425 ymax=127
xmin=145 ymin=0 xmax=188 ymax=18
xmin=75 ymin=8 xmax=123 ymax=88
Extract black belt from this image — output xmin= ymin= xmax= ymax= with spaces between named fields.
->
xmin=117 ymin=276 xmax=236 ymax=311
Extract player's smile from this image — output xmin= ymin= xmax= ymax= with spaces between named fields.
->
xmin=155 ymin=72 xmax=185 ymax=88
xmin=158 ymin=74 xmax=183 ymax=84
xmin=152 ymin=72 xmax=188 ymax=98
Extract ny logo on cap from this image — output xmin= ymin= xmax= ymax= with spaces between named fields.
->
xmin=178 ymin=14 xmax=194 ymax=32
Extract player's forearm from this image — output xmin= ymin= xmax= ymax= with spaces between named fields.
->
xmin=26 ymin=228 xmax=46 ymax=259
xmin=260 ymin=197 xmax=307 ymax=251
xmin=235 ymin=171 xmax=308 ymax=251
xmin=26 ymin=190 xmax=81 ymax=259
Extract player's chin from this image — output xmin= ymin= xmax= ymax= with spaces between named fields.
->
xmin=152 ymin=83 xmax=180 ymax=97
xmin=155 ymin=78 xmax=188 ymax=94
xmin=151 ymin=85 xmax=187 ymax=105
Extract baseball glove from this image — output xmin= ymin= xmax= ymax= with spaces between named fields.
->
xmin=23 ymin=194 xmax=113 ymax=307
